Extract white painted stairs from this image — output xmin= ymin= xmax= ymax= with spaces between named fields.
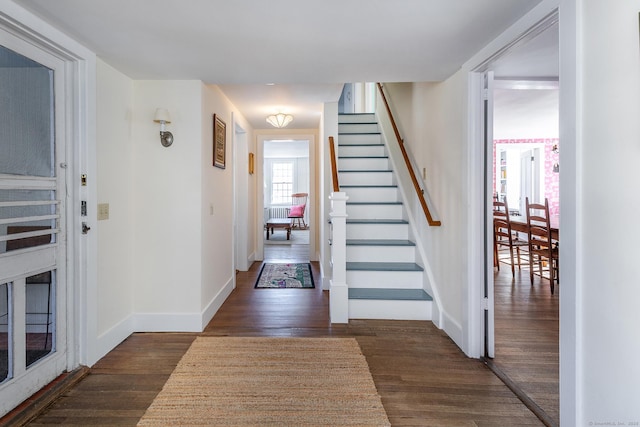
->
xmin=337 ymin=113 xmax=433 ymax=321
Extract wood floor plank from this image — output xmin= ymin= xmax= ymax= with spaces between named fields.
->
xmin=16 ymin=245 xmax=548 ymax=426
xmin=493 ymin=266 xmax=559 ymax=426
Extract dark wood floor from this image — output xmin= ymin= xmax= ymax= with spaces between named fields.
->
xmin=493 ymin=264 xmax=559 ymax=426
xmin=17 ymin=244 xmax=548 ymax=426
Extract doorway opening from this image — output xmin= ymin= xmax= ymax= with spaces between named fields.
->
xmin=474 ymin=13 xmax=560 ymax=426
xmin=262 ymin=139 xmax=310 ymax=263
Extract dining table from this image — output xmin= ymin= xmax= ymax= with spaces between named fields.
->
xmin=509 ymin=214 xmax=559 ymax=240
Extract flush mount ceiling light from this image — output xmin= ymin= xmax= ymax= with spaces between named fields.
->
xmin=266 ymin=113 xmax=293 ymax=128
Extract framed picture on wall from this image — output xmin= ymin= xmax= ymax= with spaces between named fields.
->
xmin=213 ymin=114 xmax=226 ymax=169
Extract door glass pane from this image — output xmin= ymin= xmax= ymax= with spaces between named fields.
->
xmin=25 ymin=271 xmax=54 ymax=368
xmin=0 ymin=189 xmax=57 ymax=255
xmin=0 ymin=45 xmax=54 ymax=178
xmin=0 ymin=282 xmax=10 ymax=383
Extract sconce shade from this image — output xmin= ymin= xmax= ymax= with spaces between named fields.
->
xmin=153 ymin=108 xmax=173 ymax=147
xmin=153 ymin=108 xmax=171 ymax=124
xmin=266 ymin=113 xmax=293 ymax=128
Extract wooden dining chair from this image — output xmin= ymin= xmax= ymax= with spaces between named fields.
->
xmin=493 ymin=199 xmax=528 ymax=276
xmin=288 ymin=193 xmax=308 ymax=229
xmin=525 ymin=197 xmax=559 ymax=294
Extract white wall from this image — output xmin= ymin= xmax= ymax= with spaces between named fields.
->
xmin=200 ymin=84 xmax=253 ymax=321
xmin=570 ymin=0 xmax=640 ymax=424
xmin=383 ymin=79 xmax=467 ymax=344
xmin=131 ymin=81 xmax=203 ymax=328
xmin=95 ymin=60 xmax=134 ymax=338
xmin=92 ymin=75 xmax=252 ymax=357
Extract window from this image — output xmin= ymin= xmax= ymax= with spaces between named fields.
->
xmin=271 ymin=162 xmax=293 ymax=204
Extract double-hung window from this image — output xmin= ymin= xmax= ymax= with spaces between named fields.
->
xmin=271 ymin=162 xmax=293 ymax=205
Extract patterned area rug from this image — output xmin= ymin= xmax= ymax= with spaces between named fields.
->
xmin=255 ymin=262 xmax=314 ymax=288
xmin=137 ymin=337 xmax=390 ymax=426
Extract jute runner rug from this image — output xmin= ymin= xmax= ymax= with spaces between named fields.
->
xmin=137 ymin=337 xmax=390 ymax=426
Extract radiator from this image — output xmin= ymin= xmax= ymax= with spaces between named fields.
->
xmin=269 ymin=207 xmax=290 ymax=219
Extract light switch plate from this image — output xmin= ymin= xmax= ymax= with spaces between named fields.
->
xmin=97 ymin=203 xmax=109 ymax=220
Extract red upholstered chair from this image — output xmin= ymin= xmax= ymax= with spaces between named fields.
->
xmin=288 ymin=193 xmax=308 ymax=229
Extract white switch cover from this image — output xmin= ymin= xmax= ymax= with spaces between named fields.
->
xmin=97 ymin=203 xmax=109 ymax=220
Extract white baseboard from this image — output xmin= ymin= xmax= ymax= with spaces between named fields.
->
xmin=91 ymin=315 xmax=134 ymax=366
xmin=441 ymin=311 xmax=464 ymax=352
xmin=133 ymin=312 xmax=203 ymax=332
xmin=200 ymin=276 xmax=234 ymax=330
xmin=86 ymin=278 xmax=235 ymax=366
xmin=133 ymin=276 xmax=235 ymax=332
xmin=319 ymin=261 xmax=330 ymax=290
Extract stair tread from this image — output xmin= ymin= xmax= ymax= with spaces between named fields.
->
xmin=338 ymin=143 xmax=384 ymax=146
xmin=348 ymin=288 xmax=432 ymax=301
xmin=342 ymin=184 xmax=397 ymax=188
xmin=346 ymin=261 xmax=423 ymax=271
xmin=347 ymin=219 xmax=408 ymax=224
xmin=338 ymin=132 xmax=381 ymax=135
xmin=339 ymin=155 xmax=388 ymax=158
xmin=339 ymin=170 xmax=392 ymax=173
xmin=347 ymin=239 xmax=415 ymax=246
xmin=339 ymin=122 xmax=378 ymax=125
xmin=347 ymin=201 xmax=402 ymax=205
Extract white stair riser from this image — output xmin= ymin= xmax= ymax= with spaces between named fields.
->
xmin=346 ymin=204 xmax=403 ymax=219
xmin=339 ymin=113 xmax=376 ymax=123
xmin=344 ymin=187 xmax=398 ymax=203
xmin=347 ymin=246 xmax=416 ymax=263
xmin=347 ymin=270 xmax=423 ymax=288
xmin=338 ymin=134 xmax=382 ymax=145
xmin=346 ymin=270 xmax=423 ymax=289
xmin=338 ymin=145 xmax=386 ymax=157
xmin=348 ymin=299 xmax=432 ymax=320
xmin=339 ymin=157 xmax=389 ymax=170
xmin=340 ymin=172 xmax=394 ymax=186
xmin=346 ymin=223 xmax=408 ymax=239
xmin=339 ymin=123 xmax=379 ymax=133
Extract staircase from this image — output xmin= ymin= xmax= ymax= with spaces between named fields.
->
xmin=337 ymin=113 xmax=432 ymax=320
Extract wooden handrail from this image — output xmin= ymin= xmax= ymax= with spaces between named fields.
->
xmin=377 ymin=83 xmax=441 ymax=226
xmin=329 ymin=136 xmax=340 ymax=192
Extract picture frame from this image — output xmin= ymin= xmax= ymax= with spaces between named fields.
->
xmin=248 ymin=152 xmax=255 ymax=174
xmin=213 ymin=114 xmax=226 ymax=169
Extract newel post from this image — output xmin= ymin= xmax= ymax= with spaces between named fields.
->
xmin=329 ymin=191 xmax=349 ymax=323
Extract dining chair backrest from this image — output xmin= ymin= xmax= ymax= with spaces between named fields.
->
xmin=493 ymin=199 xmax=513 ymax=244
xmin=526 ymin=197 xmax=558 ymax=293
xmin=525 ymin=197 xmax=553 ymax=252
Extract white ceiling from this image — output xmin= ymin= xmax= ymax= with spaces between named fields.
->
xmin=491 ymin=21 xmax=559 ymax=139
xmin=16 ymin=0 xmax=546 ymax=129
xmin=265 ymin=140 xmax=309 ymax=158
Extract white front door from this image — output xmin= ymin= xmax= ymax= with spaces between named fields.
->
xmin=0 ymin=42 xmax=69 ymax=417
xmin=519 ymin=147 xmax=543 ymax=213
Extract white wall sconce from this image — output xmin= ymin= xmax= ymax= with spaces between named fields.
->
xmin=266 ymin=113 xmax=293 ymax=128
xmin=154 ymin=108 xmax=174 ymax=147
